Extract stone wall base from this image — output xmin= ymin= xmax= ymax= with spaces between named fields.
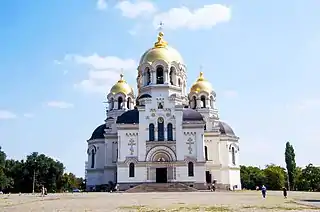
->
xmin=117 ymin=182 xmax=232 ymax=191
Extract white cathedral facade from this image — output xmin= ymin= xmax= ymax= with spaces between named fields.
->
xmin=86 ymin=32 xmax=241 ymax=191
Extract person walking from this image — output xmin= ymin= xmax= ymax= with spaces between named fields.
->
xmin=261 ymin=185 xmax=267 ymax=198
xmin=282 ymin=187 xmax=288 ymax=199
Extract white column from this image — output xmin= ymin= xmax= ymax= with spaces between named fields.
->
xmin=114 ymin=101 xmax=119 ymax=110
xmin=152 ymin=71 xmax=156 ymax=84
xmin=206 ymin=99 xmax=210 ymax=108
xmin=164 ymin=70 xmax=168 ymax=84
xmin=196 ymin=99 xmax=201 ymax=109
xmin=196 ymin=132 xmax=205 ymax=162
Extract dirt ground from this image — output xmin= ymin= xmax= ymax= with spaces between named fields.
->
xmin=1 ymin=190 xmax=320 ymax=211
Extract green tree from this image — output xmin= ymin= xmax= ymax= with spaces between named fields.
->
xmin=285 ymin=141 xmax=296 ymax=190
xmin=60 ymin=173 xmax=80 ymax=191
xmin=0 ymin=147 xmax=12 ymax=190
xmin=240 ymin=165 xmax=265 ymax=190
xmin=263 ymin=164 xmax=286 ymax=190
xmin=302 ymin=164 xmax=320 ymax=191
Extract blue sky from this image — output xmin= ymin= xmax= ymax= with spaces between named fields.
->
xmin=1 ymin=0 xmax=320 ymax=177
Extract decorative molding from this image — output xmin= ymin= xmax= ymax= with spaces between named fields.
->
xmin=184 ymin=131 xmax=196 ymax=136
xmin=229 ymin=143 xmax=240 ymax=152
xmin=124 ymin=156 xmax=138 ymax=164
xmin=184 ymin=156 xmax=197 ymax=163
xmin=128 ymin=138 xmax=136 ymax=155
xmin=125 ymin=132 xmax=138 ymax=137
xmin=87 ymin=145 xmax=97 ymax=154
xmin=186 ymin=137 xmax=195 ymax=154
xmin=146 ymin=145 xmax=177 ymax=162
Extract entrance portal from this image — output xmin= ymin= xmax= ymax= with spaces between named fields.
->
xmin=206 ymin=171 xmax=212 ymax=183
xmin=156 ymin=168 xmax=167 ymax=183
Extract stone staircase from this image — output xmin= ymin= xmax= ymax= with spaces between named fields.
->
xmin=125 ymin=183 xmax=198 ymax=193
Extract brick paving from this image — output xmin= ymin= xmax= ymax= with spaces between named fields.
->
xmin=1 ymin=191 xmax=320 ymax=211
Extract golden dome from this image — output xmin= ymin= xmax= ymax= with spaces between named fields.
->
xmin=139 ymin=32 xmax=184 ymax=65
xmin=190 ymin=72 xmax=213 ymax=94
xmin=110 ymin=74 xmax=134 ymax=95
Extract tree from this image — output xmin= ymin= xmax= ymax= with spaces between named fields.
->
xmin=302 ymin=164 xmax=320 ymax=191
xmin=240 ymin=166 xmax=265 ymax=190
xmin=60 ymin=173 xmax=80 ymax=192
xmin=263 ymin=164 xmax=286 ymax=190
xmin=285 ymin=141 xmax=296 ymax=190
xmin=0 ymin=147 xmax=12 ymax=190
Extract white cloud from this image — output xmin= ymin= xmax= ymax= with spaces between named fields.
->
xmin=23 ymin=113 xmax=34 ymax=118
xmin=74 ymin=70 xmax=123 ymax=93
xmin=97 ymin=0 xmax=107 ymax=10
xmin=65 ymin=54 xmax=136 ymax=70
xmin=153 ymin=4 xmax=231 ymax=30
xmin=67 ymin=54 xmax=137 ymax=93
xmin=47 ymin=101 xmax=74 ymax=109
xmin=0 ymin=110 xmax=17 ymax=119
xmin=116 ymin=0 xmax=157 ymax=18
xmin=223 ymin=90 xmax=238 ymax=99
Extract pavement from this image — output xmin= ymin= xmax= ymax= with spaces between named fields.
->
xmin=0 ymin=190 xmax=320 ymax=211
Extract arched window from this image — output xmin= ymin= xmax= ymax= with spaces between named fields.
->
xmin=200 ymin=95 xmax=206 ymax=108
xmin=157 ymin=117 xmax=164 ymax=141
xmin=149 ymin=123 xmax=155 ymax=141
xmin=156 ymin=66 xmax=164 ymax=84
xmin=91 ymin=149 xmax=95 ymax=168
xmin=158 ymin=102 xmax=163 ymax=109
xmin=127 ymin=97 xmax=131 ymax=109
xmin=231 ymin=147 xmax=236 ymax=165
xmin=192 ymin=96 xmax=197 ymax=109
xmin=169 ymin=67 xmax=174 ymax=85
xmin=118 ymin=97 xmax=123 ymax=109
xmin=167 ymin=123 xmax=173 ymax=141
xmin=178 ymin=78 xmax=181 ymax=87
xmin=146 ymin=68 xmax=151 ymax=85
xmin=110 ymin=98 xmax=114 ymax=110
xmin=205 ymin=146 xmax=208 ymax=161
xmin=188 ymin=162 xmax=194 ymax=177
xmin=129 ymin=163 xmax=135 ymax=177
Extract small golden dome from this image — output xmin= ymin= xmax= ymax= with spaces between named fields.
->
xmin=190 ymin=72 xmax=213 ymax=94
xmin=139 ymin=32 xmax=184 ymax=65
xmin=110 ymin=74 xmax=134 ymax=95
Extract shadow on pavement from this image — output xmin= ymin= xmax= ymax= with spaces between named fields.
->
xmin=302 ymin=200 xmax=320 ymax=203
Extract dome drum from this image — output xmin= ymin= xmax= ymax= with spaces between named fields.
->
xmin=107 ymin=74 xmax=135 ymax=111
xmin=135 ymin=31 xmax=189 ymax=97
xmin=189 ymin=72 xmax=216 ymax=109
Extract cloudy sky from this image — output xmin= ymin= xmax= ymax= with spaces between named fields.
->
xmin=0 ymin=0 xmax=319 ymax=176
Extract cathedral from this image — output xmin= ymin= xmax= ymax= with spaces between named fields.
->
xmin=85 ymin=31 xmax=241 ymax=191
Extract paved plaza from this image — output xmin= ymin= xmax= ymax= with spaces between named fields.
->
xmin=1 ymin=191 xmax=320 ymax=211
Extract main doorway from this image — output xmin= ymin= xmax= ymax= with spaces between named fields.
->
xmin=156 ymin=168 xmax=167 ymax=183
xmin=206 ymin=171 xmax=212 ymax=183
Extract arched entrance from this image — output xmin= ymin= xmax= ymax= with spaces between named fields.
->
xmin=153 ymin=152 xmax=170 ymax=183
xmin=146 ymin=146 xmax=176 ymax=183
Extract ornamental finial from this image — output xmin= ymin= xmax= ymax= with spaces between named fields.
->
xmin=118 ymin=71 xmax=125 ymax=83
xmin=197 ymin=66 xmax=205 ymax=81
xmin=154 ymin=22 xmax=168 ymax=48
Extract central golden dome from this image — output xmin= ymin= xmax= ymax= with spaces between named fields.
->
xmin=190 ymin=72 xmax=213 ymax=94
xmin=110 ymin=74 xmax=134 ymax=95
xmin=139 ymin=32 xmax=184 ymax=65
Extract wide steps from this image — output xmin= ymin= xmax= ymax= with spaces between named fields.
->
xmin=126 ymin=183 xmax=198 ymax=193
